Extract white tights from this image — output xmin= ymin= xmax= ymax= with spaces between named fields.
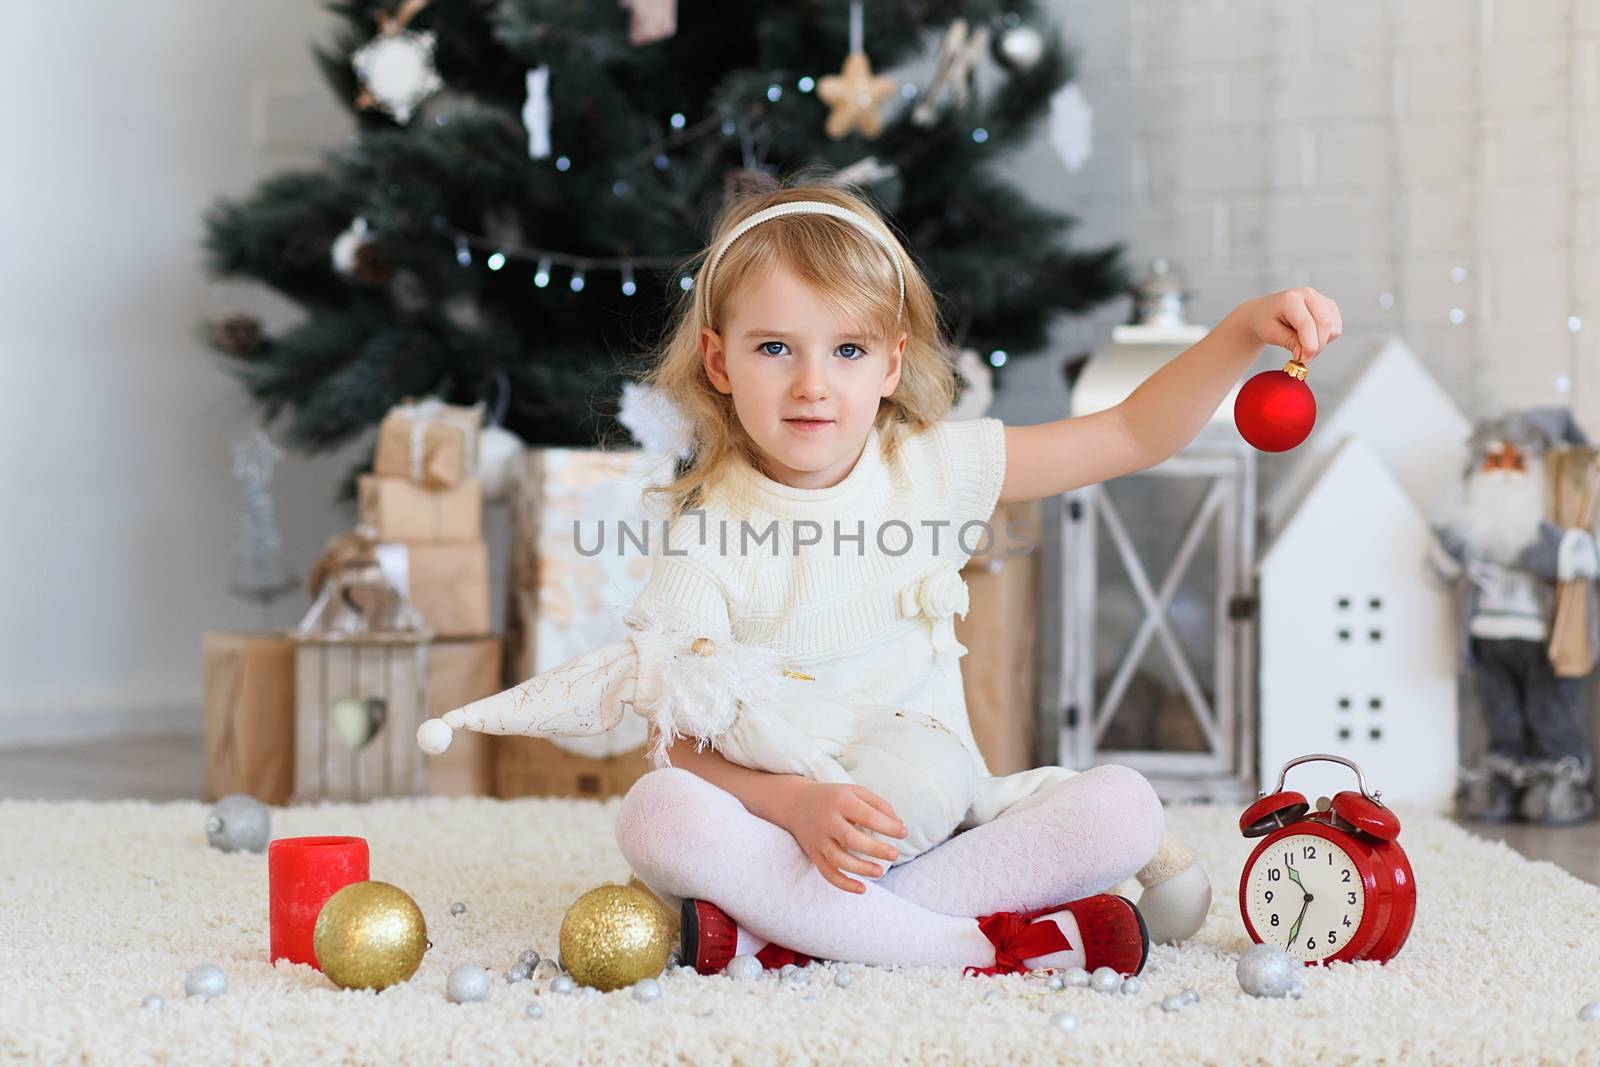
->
xmin=613 ymin=764 xmax=1165 ymax=969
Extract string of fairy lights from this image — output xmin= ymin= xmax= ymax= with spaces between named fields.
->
xmin=424 ymin=70 xmax=999 ymax=305
xmin=340 ymin=6 xmax=1052 ymax=374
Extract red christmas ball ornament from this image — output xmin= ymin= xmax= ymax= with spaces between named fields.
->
xmin=1234 ymin=359 xmax=1316 ymax=452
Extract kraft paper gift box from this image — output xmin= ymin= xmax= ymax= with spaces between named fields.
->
xmin=358 ymin=474 xmax=483 ymax=543
xmin=372 ymin=399 xmax=483 ymax=490
xmin=375 ymin=540 xmax=492 ymax=638
xmin=491 ymin=736 xmax=653 ymax=800
xmin=203 ymin=630 xmax=298 ymax=805
xmin=491 ymin=444 xmax=677 ymax=797
xmin=955 ymin=498 xmax=1043 ymax=777
xmin=424 ymin=637 xmax=502 ymax=796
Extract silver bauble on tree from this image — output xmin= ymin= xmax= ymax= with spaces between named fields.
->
xmin=997 ymin=25 xmax=1045 ymax=71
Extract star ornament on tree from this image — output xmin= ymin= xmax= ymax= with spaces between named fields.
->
xmin=352 ymin=22 xmax=442 ymax=124
xmin=817 ymin=52 xmax=897 ymax=140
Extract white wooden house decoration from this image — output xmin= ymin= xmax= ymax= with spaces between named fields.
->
xmin=1265 ymin=335 xmax=1471 ymax=537
xmin=293 ymin=553 xmax=435 ymax=803
xmin=1257 ymin=437 xmax=1459 ymax=810
xmin=1053 ymin=325 xmax=1259 ymax=803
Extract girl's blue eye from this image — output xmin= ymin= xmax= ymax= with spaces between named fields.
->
xmin=757 ymin=341 xmax=867 ymax=359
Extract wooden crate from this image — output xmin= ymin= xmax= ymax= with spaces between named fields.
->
xmin=492 ymin=736 xmax=654 ymax=800
xmin=293 ymin=636 xmax=430 ymax=803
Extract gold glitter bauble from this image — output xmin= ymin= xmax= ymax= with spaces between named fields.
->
xmin=313 ymin=881 xmax=429 ymax=990
xmin=627 ymin=875 xmax=681 ymax=943
xmin=558 ymin=883 xmax=673 ymax=992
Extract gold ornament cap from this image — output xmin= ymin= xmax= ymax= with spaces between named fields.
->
xmin=1283 ymin=359 xmax=1309 ymax=381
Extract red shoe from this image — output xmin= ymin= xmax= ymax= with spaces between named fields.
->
xmin=680 ymin=899 xmax=812 ymax=975
xmin=967 ymin=893 xmax=1149 ymax=977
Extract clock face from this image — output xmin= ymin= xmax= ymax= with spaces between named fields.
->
xmin=1243 ymin=833 xmax=1366 ymax=962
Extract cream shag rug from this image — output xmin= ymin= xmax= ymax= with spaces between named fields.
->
xmin=3 ymin=795 xmax=1599 ymax=1066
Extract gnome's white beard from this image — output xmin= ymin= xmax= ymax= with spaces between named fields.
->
xmin=1455 ymin=464 xmax=1546 ymax=563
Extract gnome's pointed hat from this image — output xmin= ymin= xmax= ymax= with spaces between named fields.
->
xmin=415 ymin=621 xmax=804 ymax=766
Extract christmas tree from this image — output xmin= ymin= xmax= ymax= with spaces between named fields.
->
xmin=201 ymin=0 xmax=1129 ymax=455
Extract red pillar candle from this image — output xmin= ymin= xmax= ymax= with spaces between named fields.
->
xmin=268 ymin=835 xmax=369 ymax=967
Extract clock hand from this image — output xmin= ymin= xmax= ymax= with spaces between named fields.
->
xmin=1285 ymin=855 xmax=1304 ymax=889
xmin=1286 ymin=893 xmax=1311 ymax=946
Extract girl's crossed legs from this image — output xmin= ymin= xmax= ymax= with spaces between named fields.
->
xmin=612 ymin=764 xmax=1164 ymax=969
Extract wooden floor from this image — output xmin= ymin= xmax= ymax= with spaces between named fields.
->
xmin=1 ymin=733 xmax=1597 ymax=886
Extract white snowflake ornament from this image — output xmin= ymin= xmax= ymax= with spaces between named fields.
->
xmin=352 ymin=28 xmax=443 ymax=124
xmin=1048 ymin=83 xmax=1094 ymax=173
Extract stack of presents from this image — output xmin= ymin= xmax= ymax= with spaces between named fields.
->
xmin=204 ymin=399 xmax=1044 ymax=806
xmin=204 ymin=400 xmax=499 ymax=804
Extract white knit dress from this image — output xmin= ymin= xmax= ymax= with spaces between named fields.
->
xmin=623 ymin=416 xmax=1081 ymax=849
xmin=419 ymin=414 xmax=1210 ymax=940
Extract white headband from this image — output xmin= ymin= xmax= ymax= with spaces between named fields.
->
xmin=699 ymin=200 xmax=907 ymax=328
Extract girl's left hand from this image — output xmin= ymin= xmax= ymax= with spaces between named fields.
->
xmin=1235 ymin=286 xmax=1343 ymax=364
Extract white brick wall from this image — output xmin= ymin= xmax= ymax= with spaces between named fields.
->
xmin=1008 ymin=0 xmax=1598 ymax=434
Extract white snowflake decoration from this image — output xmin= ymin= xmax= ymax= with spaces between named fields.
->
xmin=523 ymin=65 xmax=551 ymax=160
xmin=618 ymin=381 xmax=694 ymax=461
xmin=352 ymin=29 xmax=443 ymax=125
xmin=1049 ymin=83 xmax=1094 ymax=173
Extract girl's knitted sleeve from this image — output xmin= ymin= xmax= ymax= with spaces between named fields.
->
xmin=623 ymin=549 xmax=734 ymax=638
xmin=622 ymin=546 xmax=778 ymax=766
xmin=934 ymin=415 xmax=1008 ymax=537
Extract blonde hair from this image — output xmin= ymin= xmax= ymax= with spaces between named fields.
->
xmin=632 ymin=168 xmax=956 ymax=520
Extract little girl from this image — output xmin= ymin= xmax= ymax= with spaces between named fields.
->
xmin=424 ymin=175 xmax=1343 ymax=978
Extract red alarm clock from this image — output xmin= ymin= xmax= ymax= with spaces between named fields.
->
xmin=1238 ymin=754 xmax=1416 ymax=965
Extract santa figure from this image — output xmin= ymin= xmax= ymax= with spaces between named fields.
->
xmin=1428 ymin=409 xmax=1599 ymax=825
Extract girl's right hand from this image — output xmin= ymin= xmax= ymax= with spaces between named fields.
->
xmin=782 ymin=781 xmax=908 ymax=894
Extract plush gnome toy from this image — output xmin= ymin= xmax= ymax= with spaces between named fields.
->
xmin=1428 ymin=408 xmax=1600 ymax=825
xmin=418 ymin=618 xmax=1213 ymax=943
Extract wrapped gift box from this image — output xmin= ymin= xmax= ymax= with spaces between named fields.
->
xmin=358 ymin=474 xmax=483 ymax=543
xmin=376 ymin=541 xmax=492 ymax=637
xmin=489 ymin=445 xmax=677 ymax=797
xmin=204 ymin=631 xmax=298 ymax=804
xmin=504 ymin=445 xmax=676 ymax=761
xmin=372 ymin=399 xmax=482 ymax=490
xmin=425 ymin=637 xmax=502 ymax=796
xmin=492 ymin=736 xmax=653 ymax=800
xmin=956 ymin=498 xmax=1044 ymax=776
